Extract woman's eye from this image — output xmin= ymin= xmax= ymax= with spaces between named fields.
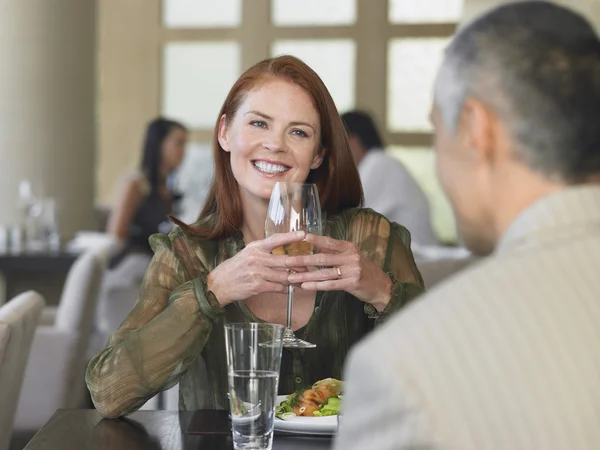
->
xmin=292 ymin=129 xmax=309 ymax=138
xmin=250 ymin=120 xmax=267 ymax=128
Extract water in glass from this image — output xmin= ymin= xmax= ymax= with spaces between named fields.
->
xmin=229 ymin=370 xmax=279 ymax=449
xmin=225 ymin=323 xmax=283 ymax=450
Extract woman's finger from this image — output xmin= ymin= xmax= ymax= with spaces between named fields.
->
xmin=305 ymin=234 xmax=349 ymax=253
xmin=263 ymin=268 xmax=292 ymax=285
xmin=260 ymin=253 xmax=290 ymax=269
xmin=261 ymin=281 xmax=289 ymax=294
xmin=288 ymin=267 xmax=341 ymax=284
xmin=300 ymin=279 xmax=348 ymax=292
xmin=286 ymin=266 xmax=309 ymax=273
xmin=286 ymin=253 xmax=348 ymax=268
xmin=259 ymin=231 xmax=306 ymax=253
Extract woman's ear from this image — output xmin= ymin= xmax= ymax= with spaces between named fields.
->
xmin=310 ymin=151 xmax=324 ymax=170
xmin=217 ymin=114 xmax=230 ymax=152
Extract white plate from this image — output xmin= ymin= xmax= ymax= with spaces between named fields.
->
xmin=273 ymin=395 xmax=338 ymax=436
xmin=230 ymin=401 xmax=261 ymax=424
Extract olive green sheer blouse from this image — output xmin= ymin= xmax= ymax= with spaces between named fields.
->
xmin=86 ymin=208 xmax=425 ymax=418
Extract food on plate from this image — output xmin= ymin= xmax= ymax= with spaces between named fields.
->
xmin=229 ymin=389 xmax=247 ymax=416
xmin=275 ymin=378 xmax=343 ymax=418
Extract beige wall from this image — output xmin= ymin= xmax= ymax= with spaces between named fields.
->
xmin=0 ymin=0 xmax=96 ymax=239
xmin=96 ymin=0 xmax=161 ymax=205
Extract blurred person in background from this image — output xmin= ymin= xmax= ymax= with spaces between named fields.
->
xmin=107 ymin=117 xmax=188 ymax=267
xmin=93 ymin=118 xmax=188 ymax=344
xmin=336 ymin=2 xmax=600 ymax=449
xmin=86 ymin=55 xmax=425 ymax=419
xmin=341 ymin=110 xmax=438 ymax=247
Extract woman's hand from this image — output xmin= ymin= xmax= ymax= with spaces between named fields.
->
xmin=207 ymin=231 xmax=306 ymax=307
xmin=285 ymin=234 xmax=392 ymax=311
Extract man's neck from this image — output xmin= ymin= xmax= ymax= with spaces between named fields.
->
xmin=491 ymin=169 xmax=565 ymax=243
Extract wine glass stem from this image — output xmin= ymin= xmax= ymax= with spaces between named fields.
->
xmin=284 ymin=284 xmax=294 ymax=339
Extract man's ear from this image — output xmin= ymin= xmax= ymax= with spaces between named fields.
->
xmin=217 ymin=114 xmax=230 ymax=152
xmin=462 ymin=99 xmax=495 ymax=166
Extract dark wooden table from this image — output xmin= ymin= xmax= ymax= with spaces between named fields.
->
xmin=23 ymin=410 xmax=334 ymax=450
xmin=0 ymin=250 xmax=79 ymax=306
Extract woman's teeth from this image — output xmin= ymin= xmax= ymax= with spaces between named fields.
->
xmin=253 ymin=161 xmax=289 ymax=174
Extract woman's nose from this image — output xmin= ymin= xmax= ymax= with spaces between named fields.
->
xmin=262 ymin=131 xmax=285 ymax=152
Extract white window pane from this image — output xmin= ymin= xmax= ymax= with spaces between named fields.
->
xmin=272 ymin=40 xmax=355 ymax=112
xmin=387 ymin=147 xmax=457 ymax=243
xmin=163 ymin=0 xmax=241 ymax=28
xmin=175 ymin=142 xmax=214 ymax=223
xmin=272 ymin=0 xmax=356 ymax=26
xmin=163 ymin=42 xmax=240 ymax=129
xmin=389 ymin=0 xmax=463 ymax=23
xmin=387 ymin=38 xmax=448 ymax=132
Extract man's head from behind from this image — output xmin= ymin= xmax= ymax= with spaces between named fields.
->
xmin=433 ymin=1 xmax=600 ymax=255
xmin=341 ymin=110 xmax=384 ymax=164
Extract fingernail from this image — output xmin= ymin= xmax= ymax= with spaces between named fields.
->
xmin=295 ymin=231 xmax=305 ymax=237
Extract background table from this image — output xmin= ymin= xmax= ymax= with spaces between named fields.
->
xmin=0 ymin=250 xmax=79 ymax=306
xmin=23 ymin=410 xmax=334 ymax=450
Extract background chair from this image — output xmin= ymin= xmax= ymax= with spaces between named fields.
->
xmin=0 ymin=291 xmax=44 ymax=450
xmin=417 ymin=256 xmax=479 ymax=289
xmin=13 ymin=245 xmax=110 ymax=434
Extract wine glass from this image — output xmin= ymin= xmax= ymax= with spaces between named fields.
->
xmin=265 ymin=182 xmax=322 ymax=348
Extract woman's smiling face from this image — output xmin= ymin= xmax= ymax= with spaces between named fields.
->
xmin=218 ymin=77 xmax=323 ymax=203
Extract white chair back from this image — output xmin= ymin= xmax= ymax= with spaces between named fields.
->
xmin=417 ymin=256 xmax=479 ymax=289
xmin=0 ymin=291 xmax=44 ymax=450
xmin=54 ymin=251 xmax=104 ymax=332
xmin=15 ymin=247 xmax=107 ymax=432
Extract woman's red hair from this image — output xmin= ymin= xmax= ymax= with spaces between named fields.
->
xmin=174 ymin=55 xmax=363 ymax=239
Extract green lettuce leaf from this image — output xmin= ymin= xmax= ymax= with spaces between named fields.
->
xmin=313 ymin=396 xmax=341 ymax=417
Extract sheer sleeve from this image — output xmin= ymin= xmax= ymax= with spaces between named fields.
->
xmin=85 ymin=232 xmax=224 ymax=418
xmin=342 ymin=209 xmax=425 ymax=324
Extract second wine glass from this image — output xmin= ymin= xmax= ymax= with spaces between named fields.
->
xmin=265 ymin=182 xmax=322 ymax=349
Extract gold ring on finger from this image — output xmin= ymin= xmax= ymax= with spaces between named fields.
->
xmin=335 ymin=267 xmax=342 ymax=279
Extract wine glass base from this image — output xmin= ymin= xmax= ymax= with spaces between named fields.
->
xmin=282 ymin=336 xmax=316 ymax=349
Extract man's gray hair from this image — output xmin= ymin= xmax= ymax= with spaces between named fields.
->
xmin=435 ymin=1 xmax=600 ymax=182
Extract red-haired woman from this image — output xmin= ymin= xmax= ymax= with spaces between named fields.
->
xmin=86 ymin=56 xmax=425 ymax=419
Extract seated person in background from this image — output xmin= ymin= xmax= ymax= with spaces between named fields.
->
xmin=107 ymin=117 xmax=188 ymax=267
xmin=336 ymin=3 xmax=600 ymax=449
xmin=86 ymin=55 xmax=425 ymax=419
xmin=341 ymin=110 xmax=438 ymax=247
xmin=94 ymin=118 xmax=188 ymax=338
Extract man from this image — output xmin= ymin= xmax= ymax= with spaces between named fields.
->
xmin=341 ymin=110 xmax=438 ymax=247
xmin=335 ymin=2 xmax=600 ymax=449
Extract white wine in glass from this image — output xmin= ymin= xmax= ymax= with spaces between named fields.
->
xmin=265 ymin=182 xmax=322 ymax=349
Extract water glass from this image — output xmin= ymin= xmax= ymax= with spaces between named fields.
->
xmin=9 ymin=225 xmax=23 ymax=254
xmin=0 ymin=226 xmax=8 ymax=253
xmin=225 ymin=323 xmax=284 ymax=450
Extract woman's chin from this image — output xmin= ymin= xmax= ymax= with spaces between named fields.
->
xmin=240 ymin=184 xmax=276 ymax=203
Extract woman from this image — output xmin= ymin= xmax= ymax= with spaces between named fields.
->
xmin=107 ymin=117 xmax=188 ymax=266
xmin=86 ymin=56 xmax=424 ymax=419
xmin=95 ymin=118 xmax=187 ymax=340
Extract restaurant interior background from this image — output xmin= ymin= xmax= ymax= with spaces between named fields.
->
xmin=0 ymin=0 xmax=598 ymax=449
xmin=0 ymin=0 xmax=598 ymax=244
